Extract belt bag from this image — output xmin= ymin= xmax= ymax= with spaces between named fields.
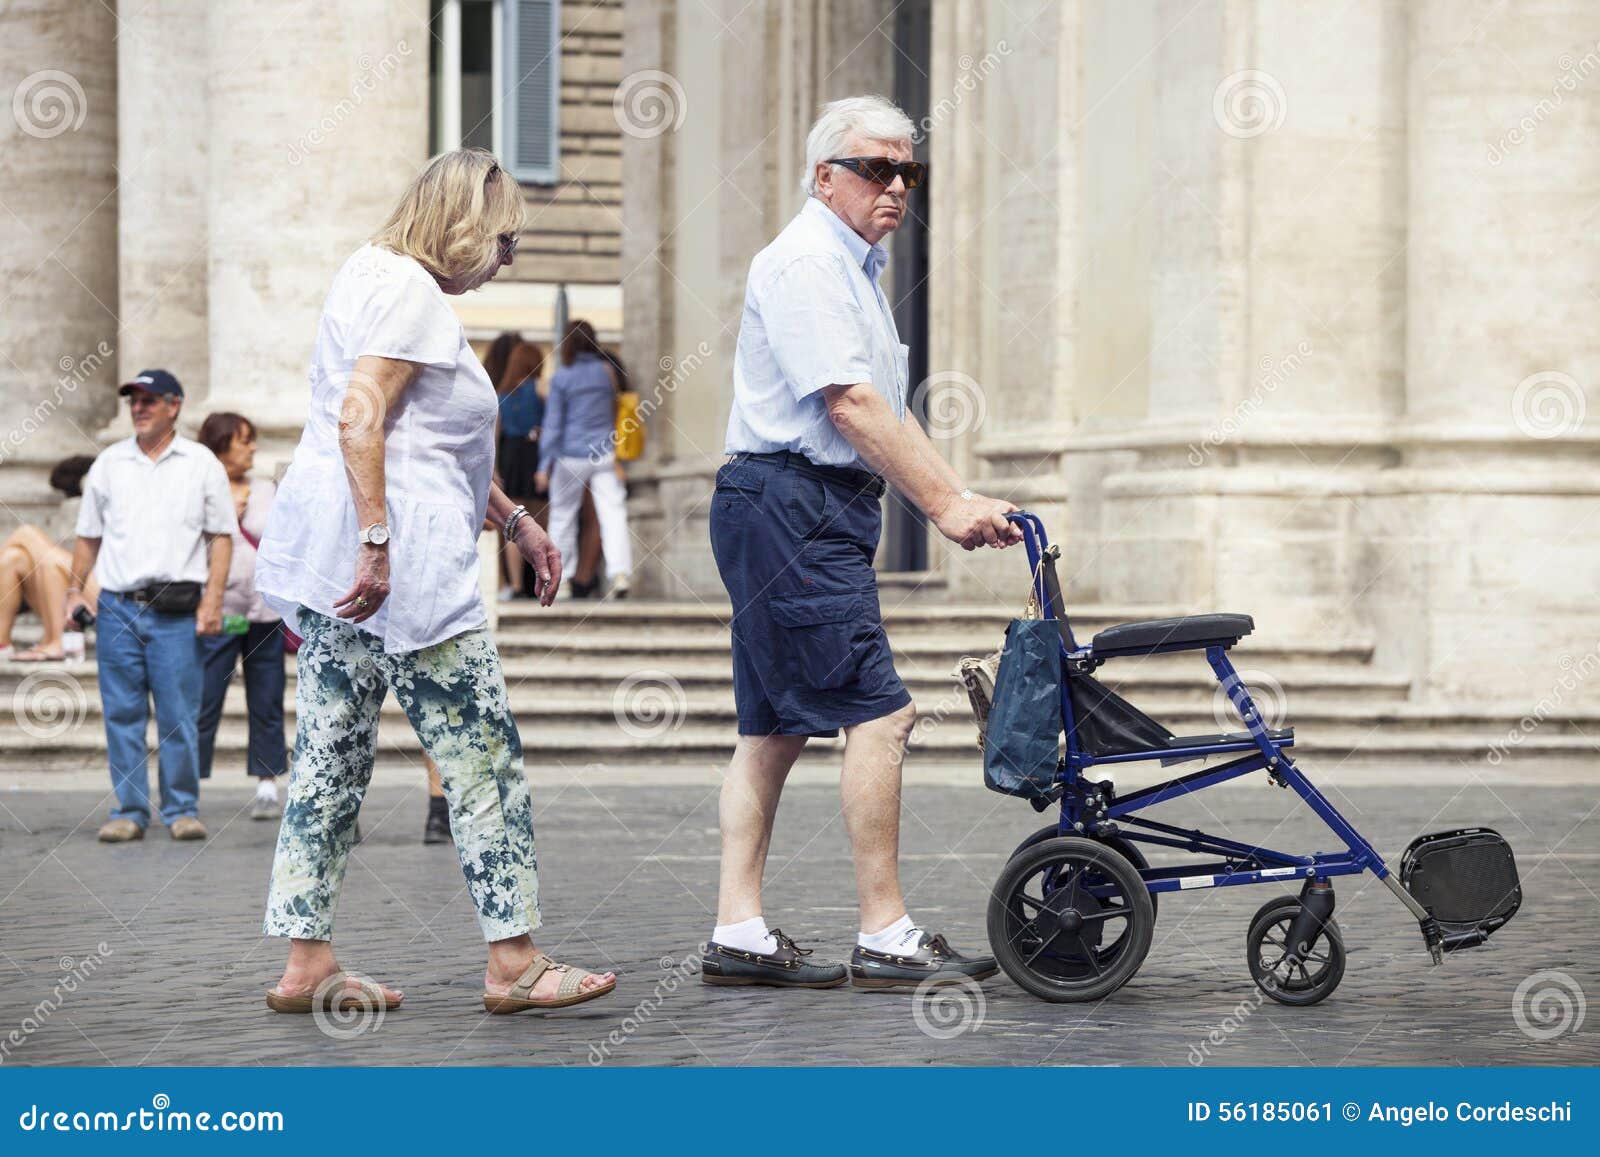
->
xmin=139 ymin=581 xmax=204 ymax=615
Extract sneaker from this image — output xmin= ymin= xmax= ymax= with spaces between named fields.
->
xmin=423 ymin=804 xmax=451 ymax=845
xmin=498 ymin=585 xmax=516 ymax=603
xmin=169 ymin=816 xmax=207 ymax=841
xmin=252 ymin=779 xmax=282 ymax=821
xmin=97 ymin=818 xmax=144 ymax=843
xmin=607 ymin=574 xmax=631 ymax=601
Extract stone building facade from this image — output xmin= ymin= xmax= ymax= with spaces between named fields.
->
xmin=3 ymin=1 xmax=1598 ymax=748
xmin=0 ymin=0 xmax=623 ymax=522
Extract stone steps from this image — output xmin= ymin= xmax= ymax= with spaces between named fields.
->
xmin=4 ymin=600 xmax=1586 ymax=775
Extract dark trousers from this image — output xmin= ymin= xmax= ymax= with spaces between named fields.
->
xmin=196 ymin=619 xmax=288 ymax=779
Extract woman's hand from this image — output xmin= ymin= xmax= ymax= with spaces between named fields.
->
xmin=533 ymin=470 xmax=548 ymax=493
xmin=513 ymin=519 xmax=562 ymax=606
xmin=334 ymin=543 xmax=391 ymax=622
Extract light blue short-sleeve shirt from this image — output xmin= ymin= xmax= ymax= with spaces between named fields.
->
xmin=724 ymin=196 xmax=908 ymax=469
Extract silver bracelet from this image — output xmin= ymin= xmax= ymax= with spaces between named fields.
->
xmin=502 ymin=504 xmax=529 ymax=542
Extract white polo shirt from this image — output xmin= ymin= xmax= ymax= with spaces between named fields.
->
xmin=75 ymin=434 xmax=238 ymax=594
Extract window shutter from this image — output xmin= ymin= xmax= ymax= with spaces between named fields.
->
xmin=504 ymin=0 xmax=560 ymax=184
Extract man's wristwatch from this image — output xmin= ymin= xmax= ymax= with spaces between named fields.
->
xmin=359 ymin=522 xmax=391 ymax=546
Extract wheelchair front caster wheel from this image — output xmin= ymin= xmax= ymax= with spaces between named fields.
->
xmin=1246 ymin=895 xmax=1346 ymax=1006
xmin=988 ymin=836 xmax=1154 ymax=1002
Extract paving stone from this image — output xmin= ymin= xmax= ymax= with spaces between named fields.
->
xmin=0 ymin=780 xmax=1595 ymax=1067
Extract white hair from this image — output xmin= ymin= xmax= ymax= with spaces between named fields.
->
xmin=801 ymin=95 xmax=915 ymax=196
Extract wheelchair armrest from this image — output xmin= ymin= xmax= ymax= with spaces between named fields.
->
xmin=1090 ymin=613 xmax=1254 ymax=659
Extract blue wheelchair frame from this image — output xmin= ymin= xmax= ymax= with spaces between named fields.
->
xmin=1007 ymin=512 xmax=1442 ymax=960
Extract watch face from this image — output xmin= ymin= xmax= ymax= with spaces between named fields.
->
xmin=366 ymin=524 xmax=390 ymax=545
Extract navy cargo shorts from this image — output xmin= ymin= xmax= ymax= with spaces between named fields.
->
xmin=709 ymin=451 xmax=913 ymax=737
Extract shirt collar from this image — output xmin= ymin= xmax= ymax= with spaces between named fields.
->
xmin=804 ymin=197 xmax=889 ymax=282
xmin=120 ymin=433 xmax=189 ymax=464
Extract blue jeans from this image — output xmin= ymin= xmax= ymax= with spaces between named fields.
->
xmin=96 ymin=591 xmax=202 ymax=827
xmin=197 ymin=620 xmax=287 ymax=779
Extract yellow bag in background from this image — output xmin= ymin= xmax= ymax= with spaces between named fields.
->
xmin=615 ymin=390 xmax=645 ymax=462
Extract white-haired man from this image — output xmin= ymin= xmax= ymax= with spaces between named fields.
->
xmin=702 ymin=95 xmax=1024 ymax=991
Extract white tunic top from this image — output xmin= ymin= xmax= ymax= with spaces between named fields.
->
xmin=255 ymin=244 xmax=497 ymax=654
xmin=75 ymin=435 xmax=238 ymax=593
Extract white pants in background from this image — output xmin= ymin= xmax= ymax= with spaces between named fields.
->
xmin=548 ymin=454 xmax=633 ymax=584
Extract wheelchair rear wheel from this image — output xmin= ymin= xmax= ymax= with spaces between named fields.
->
xmin=1011 ymin=825 xmax=1158 ymax=918
xmin=1245 ymin=895 xmax=1346 ymax=1006
xmin=988 ymin=836 xmax=1155 ymax=1002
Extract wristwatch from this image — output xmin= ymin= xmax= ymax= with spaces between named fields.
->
xmin=359 ymin=522 xmax=391 ymax=546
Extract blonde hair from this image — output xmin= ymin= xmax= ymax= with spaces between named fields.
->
xmin=372 ymin=148 xmax=525 ymax=285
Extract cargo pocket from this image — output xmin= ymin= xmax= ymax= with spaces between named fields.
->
xmin=768 ymin=589 xmax=867 ymax=691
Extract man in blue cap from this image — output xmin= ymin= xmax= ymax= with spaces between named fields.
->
xmin=64 ymin=369 xmax=237 ymax=843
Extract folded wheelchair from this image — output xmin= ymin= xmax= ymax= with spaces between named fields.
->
xmin=962 ymin=512 xmax=1521 ymax=1004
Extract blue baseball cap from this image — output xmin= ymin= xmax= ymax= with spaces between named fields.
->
xmin=119 ymin=369 xmax=184 ymax=399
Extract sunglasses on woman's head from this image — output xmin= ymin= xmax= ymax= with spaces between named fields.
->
xmin=826 ymin=156 xmax=927 ymax=190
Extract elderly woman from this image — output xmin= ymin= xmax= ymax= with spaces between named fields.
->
xmin=254 ymin=148 xmax=615 ymax=1015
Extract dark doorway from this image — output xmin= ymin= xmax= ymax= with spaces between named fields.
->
xmin=884 ymin=0 xmax=932 ymax=573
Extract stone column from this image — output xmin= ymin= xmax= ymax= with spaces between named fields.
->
xmin=0 ymin=0 xmax=119 ymax=531
xmin=929 ymin=0 xmax=1080 ymax=601
xmin=117 ymin=0 xmax=209 ymax=413
xmin=1093 ymin=0 xmax=1408 ymax=640
xmin=621 ymin=0 xmax=896 ymax=598
xmin=202 ymin=0 xmax=432 ymax=474
xmin=1370 ymin=0 xmax=1600 ymax=708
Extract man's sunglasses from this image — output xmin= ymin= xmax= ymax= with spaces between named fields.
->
xmin=826 ymin=156 xmax=927 ymax=190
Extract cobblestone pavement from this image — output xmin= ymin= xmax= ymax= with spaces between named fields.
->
xmin=1 ymin=773 xmax=1596 ymax=1067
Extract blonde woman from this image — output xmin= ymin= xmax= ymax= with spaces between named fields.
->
xmin=254 ymin=148 xmax=616 ymax=1016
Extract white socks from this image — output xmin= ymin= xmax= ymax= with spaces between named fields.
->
xmin=712 ymin=915 xmax=777 ymax=955
xmin=858 ymin=914 xmax=923 ymax=955
xmin=713 ymin=914 xmax=927 ymax=956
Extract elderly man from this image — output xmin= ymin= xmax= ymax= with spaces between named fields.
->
xmin=702 ymin=95 xmax=1023 ymax=991
xmin=65 ymin=369 xmax=236 ymax=843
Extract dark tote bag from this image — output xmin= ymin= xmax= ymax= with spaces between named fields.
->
xmin=982 ymin=618 xmax=1064 ymax=799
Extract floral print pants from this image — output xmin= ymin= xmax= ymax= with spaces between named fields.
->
xmin=263 ymin=608 xmax=540 ymax=942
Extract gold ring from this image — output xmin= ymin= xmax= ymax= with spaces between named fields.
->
xmin=356 ymin=596 xmax=369 ymax=609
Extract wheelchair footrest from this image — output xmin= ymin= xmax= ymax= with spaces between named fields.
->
xmin=1402 ymin=828 xmax=1521 ymax=950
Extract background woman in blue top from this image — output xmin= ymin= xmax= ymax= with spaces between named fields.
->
xmin=534 ymin=319 xmax=633 ymax=599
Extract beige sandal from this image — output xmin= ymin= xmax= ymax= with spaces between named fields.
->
xmin=482 ymin=953 xmax=616 ymax=1014
xmin=265 ymin=972 xmax=402 ymax=1014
